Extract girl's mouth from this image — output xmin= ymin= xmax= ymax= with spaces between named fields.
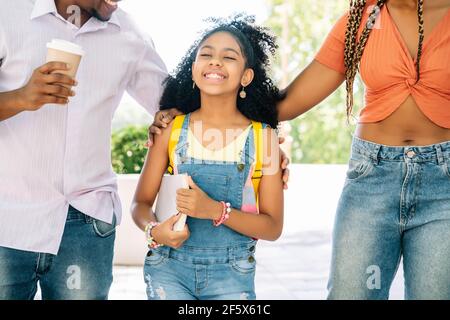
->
xmin=103 ymin=0 xmax=118 ymax=9
xmin=203 ymin=72 xmax=227 ymax=82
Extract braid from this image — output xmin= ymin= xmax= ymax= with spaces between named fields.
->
xmin=344 ymin=0 xmax=366 ymax=72
xmin=416 ymin=0 xmax=425 ymax=83
xmin=344 ymin=0 xmax=386 ymax=120
xmin=344 ymin=0 xmax=366 ymax=116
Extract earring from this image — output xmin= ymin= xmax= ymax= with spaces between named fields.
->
xmin=239 ymin=86 xmax=247 ymax=99
xmin=192 ymin=81 xmax=196 ymax=90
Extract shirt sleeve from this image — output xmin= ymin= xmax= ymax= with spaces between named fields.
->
xmin=314 ymin=12 xmax=349 ymax=75
xmin=0 ymin=23 xmax=6 ymax=69
xmin=126 ymin=34 xmax=168 ymax=116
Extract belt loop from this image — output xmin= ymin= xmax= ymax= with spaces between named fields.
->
xmin=228 ymin=246 xmax=234 ymax=264
xmin=84 ymin=213 xmax=92 ymax=224
xmin=161 ymin=246 xmax=170 ymax=258
xmin=435 ymin=144 xmax=444 ymax=165
xmin=371 ymin=144 xmax=381 ymax=165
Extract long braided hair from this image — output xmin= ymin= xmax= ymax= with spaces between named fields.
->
xmin=344 ymin=0 xmax=425 ymax=119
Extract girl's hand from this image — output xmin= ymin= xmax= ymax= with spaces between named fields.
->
xmin=176 ymin=176 xmax=222 ymax=221
xmin=151 ymin=214 xmax=190 ymax=249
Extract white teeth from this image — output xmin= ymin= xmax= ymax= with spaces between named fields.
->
xmin=104 ymin=0 xmax=118 ymax=7
xmin=205 ymin=73 xmax=225 ymax=79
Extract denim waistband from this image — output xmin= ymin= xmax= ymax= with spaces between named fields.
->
xmin=67 ymin=205 xmax=92 ymax=223
xmin=154 ymin=241 xmax=257 ymax=264
xmin=352 ymin=136 xmax=450 ymax=164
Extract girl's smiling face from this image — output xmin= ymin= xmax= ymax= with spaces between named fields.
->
xmin=192 ymin=31 xmax=254 ymax=98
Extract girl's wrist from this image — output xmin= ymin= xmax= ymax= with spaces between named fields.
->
xmin=213 ymin=201 xmax=232 ymax=227
xmin=211 ymin=201 xmax=223 ymax=221
xmin=144 ymin=221 xmax=164 ymax=249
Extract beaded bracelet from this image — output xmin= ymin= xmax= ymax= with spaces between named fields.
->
xmin=144 ymin=221 xmax=164 ymax=249
xmin=213 ymin=201 xmax=232 ymax=227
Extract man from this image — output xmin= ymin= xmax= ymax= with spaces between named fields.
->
xmin=0 ymin=0 xmax=167 ymax=299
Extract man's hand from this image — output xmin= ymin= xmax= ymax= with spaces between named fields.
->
xmin=278 ymin=137 xmax=290 ymax=190
xmin=146 ymin=108 xmax=183 ymax=147
xmin=16 ymin=62 xmax=77 ymax=111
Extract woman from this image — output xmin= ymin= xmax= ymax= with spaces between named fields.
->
xmin=278 ymin=0 xmax=450 ymax=299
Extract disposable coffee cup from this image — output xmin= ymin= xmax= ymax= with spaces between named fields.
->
xmin=46 ymin=39 xmax=85 ymax=80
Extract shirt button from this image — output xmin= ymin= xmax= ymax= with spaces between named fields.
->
xmin=248 ymin=256 xmax=255 ymax=263
xmin=147 ymin=251 xmax=153 ymax=257
xmin=406 ymin=150 xmax=416 ymax=159
xmin=249 ymin=246 xmax=255 ymax=253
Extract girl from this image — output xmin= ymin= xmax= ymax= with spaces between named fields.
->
xmin=131 ymin=15 xmax=284 ymax=300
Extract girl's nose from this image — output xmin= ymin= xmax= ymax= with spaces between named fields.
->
xmin=209 ymin=58 xmax=222 ymax=67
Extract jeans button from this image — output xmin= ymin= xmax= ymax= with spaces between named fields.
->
xmin=406 ymin=150 xmax=416 ymax=159
xmin=147 ymin=251 xmax=153 ymax=257
xmin=248 ymin=256 xmax=255 ymax=263
xmin=237 ymin=163 xmax=245 ymax=172
xmin=249 ymin=246 xmax=255 ymax=253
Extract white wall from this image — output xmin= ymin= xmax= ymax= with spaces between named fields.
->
xmin=113 ymin=164 xmax=347 ymax=266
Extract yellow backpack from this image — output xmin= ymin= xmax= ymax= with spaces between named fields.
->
xmin=167 ymin=115 xmax=264 ymax=207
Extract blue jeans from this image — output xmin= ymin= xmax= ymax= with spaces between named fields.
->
xmin=0 ymin=206 xmax=116 ymax=300
xmin=144 ymin=241 xmax=257 ymax=300
xmin=328 ymin=137 xmax=450 ymax=300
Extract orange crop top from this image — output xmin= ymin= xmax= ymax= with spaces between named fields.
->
xmin=315 ymin=1 xmax=450 ymax=128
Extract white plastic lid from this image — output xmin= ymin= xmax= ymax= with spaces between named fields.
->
xmin=46 ymin=39 xmax=85 ymax=56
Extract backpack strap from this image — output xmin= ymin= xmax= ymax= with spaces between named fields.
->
xmin=250 ymin=121 xmax=264 ymax=208
xmin=167 ymin=115 xmax=186 ymax=175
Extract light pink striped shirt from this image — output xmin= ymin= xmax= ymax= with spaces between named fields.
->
xmin=0 ymin=0 xmax=168 ymax=254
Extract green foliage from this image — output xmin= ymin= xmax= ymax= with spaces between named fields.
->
xmin=266 ymin=0 xmax=364 ymax=164
xmin=111 ymin=125 xmax=148 ymax=174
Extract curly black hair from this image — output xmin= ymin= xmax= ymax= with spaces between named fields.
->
xmin=159 ymin=14 xmax=281 ymax=128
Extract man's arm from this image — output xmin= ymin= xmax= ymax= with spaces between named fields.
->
xmin=0 ymin=89 xmax=26 ymax=121
xmin=126 ymin=34 xmax=168 ymax=116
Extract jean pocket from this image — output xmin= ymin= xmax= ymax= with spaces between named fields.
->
xmin=230 ymin=255 xmax=256 ymax=275
xmin=442 ymin=160 xmax=450 ymax=179
xmin=191 ymin=173 xmax=230 ymax=201
xmin=93 ymin=215 xmax=116 ymax=238
xmin=144 ymin=249 xmax=167 ymax=267
xmin=346 ymin=157 xmax=374 ymax=181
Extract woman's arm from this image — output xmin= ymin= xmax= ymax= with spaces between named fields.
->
xmin=131 ymin=120 xmax=190 ymax=248
xmin=278 ymin=60 xmax=345 ymax=122
xmin=176 ymin=128 xmax=284 ymax=241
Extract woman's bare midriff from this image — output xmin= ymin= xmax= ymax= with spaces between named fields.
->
xmin=355 ymin=95 xmax=450 ymax=146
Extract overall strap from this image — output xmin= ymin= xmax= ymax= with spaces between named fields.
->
xmin=167 ymin=115 xmax=186 ymax=175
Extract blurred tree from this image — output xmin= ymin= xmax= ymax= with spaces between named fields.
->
xmin=266 ymin=0 xmax=364 ymax=163
xmin=111 ymin=125 xmax=148 ymax=174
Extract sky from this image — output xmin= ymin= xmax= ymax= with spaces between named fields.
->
xmin=113 ymin=0 xmax=269 ymax=128
xmin=120 ymin=0 xmax=268 ymax=71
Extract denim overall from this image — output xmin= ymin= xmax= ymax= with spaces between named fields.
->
xmin=144 ymin=113 xmax=259 ymax=300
